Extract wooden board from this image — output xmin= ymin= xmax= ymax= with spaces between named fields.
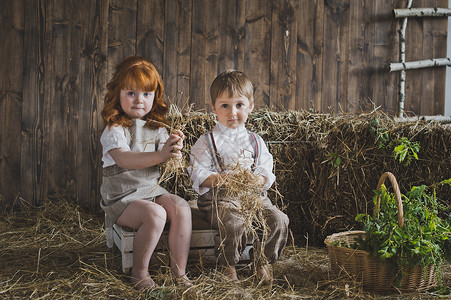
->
xmin=270 ymin=0 xmax=298 ymax=110
xmin=0 ymin=0 xmax=24 ymax=209
xmin=244 ymin=0 xmax=271 ymax=109
xmin=296 ymin=0 xmax=325 ymax=112
xmin=75 ymin=0 xmax=108 ymax=210
xmin=190 ymin=0 xmax=219 ymax=110
xmin=137 ymin=0 xmax=164 ymax=75
xmin=21 ymin=0 xmax=49 ymax=206
xmin=322 ymin=0 xmax=350 ymax=113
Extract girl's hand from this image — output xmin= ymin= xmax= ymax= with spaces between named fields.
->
xmin=172 ymin=129 xmax=185 ymax=141
xmin=159 ymin=133 xmax=184 ymax=162
xmin=171 ymin=129 xmax=185 ymax=154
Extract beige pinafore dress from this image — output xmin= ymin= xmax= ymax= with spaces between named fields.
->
xmin=100 ymin=119 xmax=168 ymax=230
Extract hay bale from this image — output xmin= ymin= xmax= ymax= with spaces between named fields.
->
xmin=163 ymin=109 xmax=451 ymax=246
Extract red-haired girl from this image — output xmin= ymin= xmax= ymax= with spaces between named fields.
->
xmin=100 ymin=56 xmax=191 ymax=290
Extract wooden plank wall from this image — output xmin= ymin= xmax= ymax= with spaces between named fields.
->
xmin=0 ymin=0 xmax=448 ymax=211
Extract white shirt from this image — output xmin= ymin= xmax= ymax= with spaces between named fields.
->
xmin=100 ymin=119 xmax=169 ymax=168
xmin=188 ymin=123 xmax=275 ymax=195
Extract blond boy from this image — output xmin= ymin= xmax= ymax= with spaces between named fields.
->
xmin=189 ymin=70 xmax=289 ymax=283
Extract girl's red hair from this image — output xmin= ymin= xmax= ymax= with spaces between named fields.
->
xmin=101 ymin=56 xmax=169 ymax=129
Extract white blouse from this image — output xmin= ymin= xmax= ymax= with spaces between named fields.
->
xmin=100 ymin=119 xmax=169 ymax=168
xmin=188 ymin=122 xmax=275 ymax=195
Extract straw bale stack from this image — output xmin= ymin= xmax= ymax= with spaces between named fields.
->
xmin=164 ymin=109 xmax=451 ymax=246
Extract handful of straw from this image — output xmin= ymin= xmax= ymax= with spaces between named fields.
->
xmin=220 ymin=168 xmax=267 ymax=229
xmin=156 ymin=105 xmax=187 ymax=183
xmin=218 ymin=167 xmax=270 ymax=264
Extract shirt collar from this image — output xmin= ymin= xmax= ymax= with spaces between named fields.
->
xmin=216 ymin=122 xmax=247 ymax=137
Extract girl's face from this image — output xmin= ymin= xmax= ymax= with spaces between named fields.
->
xmin=211 ymin=92 xmax=254 ymax=129
xmin=120 ymin=85 xmax=155 ymax=119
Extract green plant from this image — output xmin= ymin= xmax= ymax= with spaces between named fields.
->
xmin=367 ymin=119 xmax=421 ymax=166
xmin=392 ymin=137 xmax=420 ymax=166
xmin=354 ymin=179 xmax=450 ymax=285
xmin=368 ymin=118 xmax=389 ymax=149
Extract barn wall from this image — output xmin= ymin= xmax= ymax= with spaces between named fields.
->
xmin=0 ymin=0 xmax=448 ymax=210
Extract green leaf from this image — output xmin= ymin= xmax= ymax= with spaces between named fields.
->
xmin=355 ymin=214 xmax=367 ymax=222
xmin=394 ymin=144 xmax=405 ymax=152
xmin=394 ymin=227 xmax=403 ymax=237
xmin=334 ymin=156 xmax=342 ymax=167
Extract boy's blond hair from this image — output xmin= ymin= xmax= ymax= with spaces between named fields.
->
xmin=210 ymin=69 xmax=254 ymax=105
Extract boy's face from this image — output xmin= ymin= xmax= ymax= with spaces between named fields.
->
xmin=211 ymin=92 xmax=254 ymax=129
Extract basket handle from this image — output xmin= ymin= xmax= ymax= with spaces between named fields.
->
xmin=375 ymin=172 xmax=404 ymax=228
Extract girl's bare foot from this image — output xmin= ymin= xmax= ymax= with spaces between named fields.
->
xmin=221 ymin=265 xmax=238 ymax=281
xmin=130 ymin=273 xmax=157 ymax=290
xmin=257 ymin=265 xmax=273 ymax=285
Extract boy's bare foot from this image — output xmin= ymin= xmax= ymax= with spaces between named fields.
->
xmin=221 ymin=265 xmax=238 ymax=281
xmin=130 ymin=273 xmax=157 ymax=290
xmin=257 ymin=265 xmax=273 ymax=285
xmin=174 ymin=273 xmax=193 ymax=287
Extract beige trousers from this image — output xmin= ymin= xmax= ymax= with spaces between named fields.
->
xmin=198 ymin=188 xmax=289 ymax=266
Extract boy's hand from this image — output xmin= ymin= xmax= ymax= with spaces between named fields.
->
xmin=222 ymin=170 xmax=267 ymax=187
xmin=253 ymin=174 xmax=267 ymax=187
xmin=202 ymin=170 xmax=267 ymax=189
xmin=245 ymin=172 xmax=266 ymax=187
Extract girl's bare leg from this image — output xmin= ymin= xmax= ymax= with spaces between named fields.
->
xmin=156 ymin=194 xmax=192 ymax=285
xmin=116 ymin=200 xmax=167 ymax=289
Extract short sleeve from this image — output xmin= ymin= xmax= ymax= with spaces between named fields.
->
xmin=156 ymin=127 xmax=170 ymax=151
xmin=100 ymin=125 xmax=130 ymax=168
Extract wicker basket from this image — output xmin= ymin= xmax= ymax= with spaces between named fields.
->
xmin=324 ymin=172 xmax=437 ymax=293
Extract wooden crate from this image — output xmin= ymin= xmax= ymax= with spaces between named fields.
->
xmin=107 ymin=201 xmax=253 ymax=273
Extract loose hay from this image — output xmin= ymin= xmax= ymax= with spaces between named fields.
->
xmin=1 ymin=198 xmax=449 ymax=298
xmin=0 ymin=196 xmax=449 ymax=298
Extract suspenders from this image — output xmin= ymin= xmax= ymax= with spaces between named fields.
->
xmin=205 ymin=132 xmax=225 ymax=172
xmin=206 ymin=131 xmax=260 ymax=172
